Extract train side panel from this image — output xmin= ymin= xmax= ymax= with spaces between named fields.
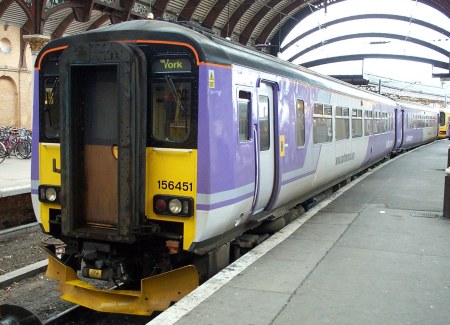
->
xmin=193 ymin=64 xmax=256 ymax=245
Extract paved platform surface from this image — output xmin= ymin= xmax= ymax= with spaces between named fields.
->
xmin=151 ymin=140 xmax=450 ymax=325
xmin=0 ymin=156 xmax=30 ymax=197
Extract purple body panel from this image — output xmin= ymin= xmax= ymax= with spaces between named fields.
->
xmin=195 ymin=64 xmax=409 ymax=212
xmin=197 ymin=66 xmax=255 ymax=196
xmin=31 ymin=70 xmax=40 ymax=194
xmin=278 ymin=80 xmax=313 ymax=172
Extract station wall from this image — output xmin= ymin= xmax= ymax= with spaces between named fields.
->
xmin=0 ymin=22 xmax=32 ymax=129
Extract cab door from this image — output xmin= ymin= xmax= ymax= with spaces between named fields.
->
xmin=59 ymin=42 xmax=146 ymax=241
xmin=253 ymin=81 xmax=275 ymax=213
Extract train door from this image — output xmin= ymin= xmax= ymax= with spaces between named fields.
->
xmin=253 ymin=81 xmax=275 ymax=213
xmin=59 ymin=42 xmax=146 ymax=240
xmin=394 ymin=108 xmax=403 ymax=149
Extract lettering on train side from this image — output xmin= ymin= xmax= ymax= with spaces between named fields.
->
xmin=335 ymin=152 xmax=355 ymax=165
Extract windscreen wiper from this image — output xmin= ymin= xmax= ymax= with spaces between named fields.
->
xmin=165 ymin=76 xmax=185 ymax=112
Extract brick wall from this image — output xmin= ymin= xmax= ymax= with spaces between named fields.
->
xmin=0 ymin=22 xmax=33 ymax=129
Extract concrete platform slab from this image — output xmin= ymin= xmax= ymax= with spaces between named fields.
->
xmin=0 ymin=157 xmax=31 ymax=196
xmin=176 ymin=286 xmax=290 ymax=325
xmin=273 ymin=246 xmax=450 ymax=325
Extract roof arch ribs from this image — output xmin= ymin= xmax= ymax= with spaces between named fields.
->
xmin=301 ymin=54 xmax=449 ymax=71
xmin=179 ymin=0 xmax=202 ymax=21
xmin=202 ymin=0 xmax=227 ymax=29
xmin=219 ymin=0 xmax=253 ymax=38
xmin=287 ymin=32 xmax=450 ymax=62
xmin=281 ymin=14 xmax=450 ymax=52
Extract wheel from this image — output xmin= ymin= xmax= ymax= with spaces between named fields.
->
xmin=14 ymin=140 xmax=31 ymax=159
xmin=0 ymin=142 xmax=6 ymax=163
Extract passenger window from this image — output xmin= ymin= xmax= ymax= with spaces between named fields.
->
xmin=373 ymin=111 xmax=381 ymax=134
xmin=238 ymin=91 xmax=251 ymax=141
xmin=335 ymin=106 xmax=349 ymax=141
xmin=364 ymin=110 xmax=372 ymax=136
xmin=259 ymin=95 xmax=270 ymax=151
xmin=313 ymin=103 xmax=332 ymax=144
xmin=296 ymin=99 xmax=305 ymax=147
xmin=381 ymin=112 xmax=388 ymax=133
xmin=352 ymin=108 xmax=362 ymax=138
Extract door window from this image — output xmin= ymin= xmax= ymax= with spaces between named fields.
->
xmin=258 ymin=95 xmax=270 ymax=151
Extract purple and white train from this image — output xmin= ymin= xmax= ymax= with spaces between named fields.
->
xmin=33 ymin=19 xmax=438 ymax=315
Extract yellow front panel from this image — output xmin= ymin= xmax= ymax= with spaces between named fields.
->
xmin=39 ymin=143 xmax=62 ymax=232
xmin=146 ymin=148 xmax=197 ymax=250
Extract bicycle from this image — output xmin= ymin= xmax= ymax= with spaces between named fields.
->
xmin=0 ymin=126 xmax=32 ymax=160
xmin=0 ymin=142 xmax=6 ymax=163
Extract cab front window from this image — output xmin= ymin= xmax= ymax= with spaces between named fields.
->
xmin=149 ymin=56 xmax=197 ymax=148
xmin=151 ymin=79 xmax=192 ymax=143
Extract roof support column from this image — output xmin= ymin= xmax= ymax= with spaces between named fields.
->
xmin=23 ymin=34 xmax=50 ymax=123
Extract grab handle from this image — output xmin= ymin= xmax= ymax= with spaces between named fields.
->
xmin=251 ymin=124 xmax=259 ymax=212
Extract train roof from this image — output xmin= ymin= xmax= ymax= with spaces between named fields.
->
xmin=39 ymin=19 xmax=395 ymax=106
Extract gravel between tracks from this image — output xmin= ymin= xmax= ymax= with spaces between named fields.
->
xmin=0 ymin=229 xmax=75 ymax=321
xmin=0 ymin=230 xmax=47 ymax=275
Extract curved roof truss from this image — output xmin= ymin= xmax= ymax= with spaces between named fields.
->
xmin=280 ymin=14 xmax=450 ymax=52
xmin=0 ymin=0 xmax=449 ymax=75
xmin=287 ymin=32 xmax=450 ymax=63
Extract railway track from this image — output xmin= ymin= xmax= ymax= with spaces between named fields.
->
xmin=42 ymin=305 xmax=154 ymax=324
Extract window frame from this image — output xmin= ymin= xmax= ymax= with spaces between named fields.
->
xmin=313 ymin=103 xmax=333 ymax=144
xmin=295 ymin=99 xmax=306 ymax=148
xmin=238 ymin=90 xmax=252 ymax=143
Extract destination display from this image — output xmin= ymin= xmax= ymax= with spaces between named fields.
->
xmin=152 ymin=58 xmax=192 ymax=73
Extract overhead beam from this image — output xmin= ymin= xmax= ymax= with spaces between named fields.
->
xmin=0 ymin=0 xmax=14 ymax=18
xmin=300 ymin=54 xmax=450 ymax=71
xmin=202 ymin=0 xmax=227 ymax=29
xmin=219 ymin=0 xmax=253 ymax=39
xmin=281 ymin=14 xmax=450 ymax=52
xmin=287 ymin=32 xmax=449 ymax=63
xmin=52 ymin=12 xmax=75 ymax=39
xmin=87 ymin=14 xmax=110 ymax=31
xmin=257 ymin=0 xmax=311 ymax=47
xmin=239 ymin=0 xmax=279 ymax=45
xmin=70 ymin=0 xmax=94 ymax=22
xmin=179 ymin=0 xmax=201 ymax=21
xmin=152 ymin=0 xmax=170 ymax=19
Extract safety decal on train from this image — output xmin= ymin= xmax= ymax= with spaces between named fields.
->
xmin=209 ymin=70 xmax=215 ymax=88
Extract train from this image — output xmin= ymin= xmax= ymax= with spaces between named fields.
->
xmin=31 ymin=19 xmax=439 ymax=315
xmin=439 ymin=109 xmax=450 ymax=139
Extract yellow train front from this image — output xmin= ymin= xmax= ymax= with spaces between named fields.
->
xmin=439 ymin=109 xmax=450 ymax=139
xmin=31 ymin=21 xmax=220 ymax=315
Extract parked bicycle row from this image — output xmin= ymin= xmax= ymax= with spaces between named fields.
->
xmin=0 ymin=126 xmax=32 ymax=163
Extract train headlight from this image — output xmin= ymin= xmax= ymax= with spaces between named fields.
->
xmin=45 ymin=188 xmax=57 ymax=202
xmin=153 ymin=195 xmax=193 ymax=217
xmin=38 ymin=185 xmax=61 ymax=204
xmin=168 ymin=199 xmax=182 ymax=214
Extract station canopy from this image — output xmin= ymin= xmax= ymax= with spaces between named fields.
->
xmin=1 ymin=0 xmax=449 ymax=99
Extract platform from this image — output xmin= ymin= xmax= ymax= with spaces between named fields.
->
xmin=151 ymin=140 xmax=450 ymax=325
xmin=0 ymin=156 xmax=31 ymax=197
